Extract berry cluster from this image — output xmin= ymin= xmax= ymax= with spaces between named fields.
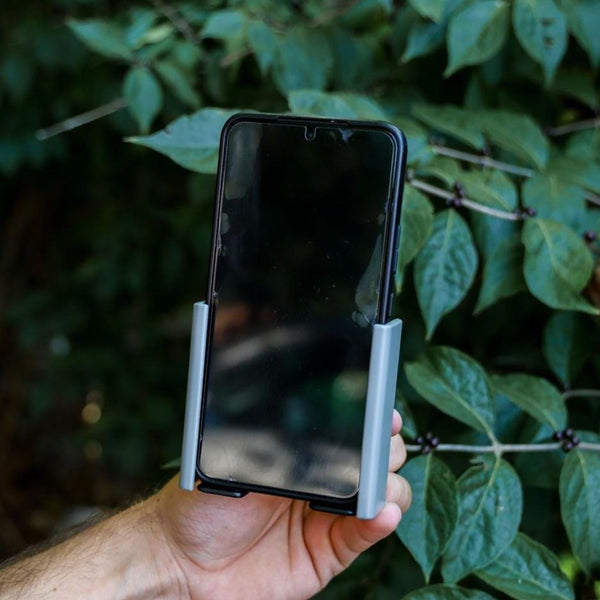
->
xmin=584 ymin=230 xmax=597 ymax=243
xmin=416 ymin=432 xmax=440 ymax=454
xmin=554 ymin=428 xmax=581 ymax=452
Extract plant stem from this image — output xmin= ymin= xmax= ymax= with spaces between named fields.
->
xmin=409 ymin=178 xmax=523 ymax=221
xmin=432 ymin=145 xmax=535 ymax=178
xmin=547 ymin=117 xmax=600 ymax=137
xmin=563 ymin=389 xmax=600 ymax=400
xmin=405 ymin=441 xmax=600 ymax=454
xmin=36 ymin=98 xmax=128 ymax=141
xmin=150 ymin=0 xmax=198 ymax=44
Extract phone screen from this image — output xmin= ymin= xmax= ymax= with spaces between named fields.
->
xmin=198 ymin=117 xmax=401 ymax=500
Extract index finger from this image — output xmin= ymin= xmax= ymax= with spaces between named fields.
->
xmin=392 ymin=409 xmax=403 ymax=436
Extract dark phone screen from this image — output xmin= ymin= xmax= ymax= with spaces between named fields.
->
xmin=199 ymin=119 xmax=397 ymax=499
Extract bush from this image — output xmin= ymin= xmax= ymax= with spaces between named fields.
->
xmin=3 ymin=1 xmax=600 ymax=598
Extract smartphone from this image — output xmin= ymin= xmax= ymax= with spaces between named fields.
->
xmin=196 ymin=113 xmax=406 ymax=513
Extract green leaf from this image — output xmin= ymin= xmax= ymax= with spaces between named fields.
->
xmin=396 ymin=392 xmax=418 ymax=440
xmin=474 ymin=110 xmax=549 ymax=168
xmin=445 ymin=1 xmax=510 ymax=76
xmin=521 ymin=218 xmax=598 ymax=314
xmin=565 ymin=129 xmax=600 ymax=163
xmin=551 ymin=69 xmax=598 ymax=108
xmin=460 ymin=169 xmax=518 ymax=211
xmin=125 ymin=8 xmax=158 ymax=49
xmin=490 ymin=373 xmax=567 ymax=430
xmin=202 ymin=10 xmax=247 ymax=41
xmin=408 ymin=0 xmax=446 ymax=22
xmin=513 ymin=0 xmax=567 ymax=84
xmin=442 ymin=457 xmax=523 ymax=582
xmin=127 ymin=108 xmax=239 ymax=173
xmin=414 ymin=210 xmax=479 ymax=337
xmin=273 ymin=28 xmax=333 ymax=94
xmin=403 ymin=585 xmax=497 ymax=600
xmin=475 ymin=533 xmax=574 ymax=600
xmin=470 ymin=212 xmax=518 ymax=260
xmin=521 ymin=173 xmax=587 ymax=232
xmin=560 ymin=444 xmax=600 ymax=574
xmin=155 ymin=60 xmax=201 ymax=108
xmin=396 ymin=187 xmax=434 ymax=293
xmin=248 ymin=21 xmax=278 ymax=76
xmin=475 ymin=235 xmax=526 ymax=313
xmin=397 ymin=455 xmax=458 ymax=581
xmin=417 ymin=157 xmax=462 ymax=187
xmin=288 ymin=90 xmax=387 ymax=120
xmin=560 ymin=0 xmax=600 ymax=68
xmin=412 ymin=104 xmax=485 ymax=149
xmin=123 ymin=67 xmax=163 ymax=134
xmin=67 ymin=19 xmax=134 ymax=61
xmin=393 ymin=117 xmax=430 ymax=166
xmin=543 ymin=311 xmax=590 ymax=386
xmin=405 ymin=346 xmax=496 ymax=438
xmin=402 ymin=21 xmax=446 ymax=62
xmin=549 ymin=156 xmax=600 ymax=194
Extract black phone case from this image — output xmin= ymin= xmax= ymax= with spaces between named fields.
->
xmin=195 ymin=113 xmax=407 ymax=514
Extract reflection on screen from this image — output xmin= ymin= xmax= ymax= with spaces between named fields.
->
xmin=199 ymin=120 xmax=395 ymax=498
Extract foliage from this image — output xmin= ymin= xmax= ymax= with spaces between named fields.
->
xmin=2 ymin=0 xmax=600 ymax=599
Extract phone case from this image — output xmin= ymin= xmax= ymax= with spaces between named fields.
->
xmin=179 ymin=114 xmax=406 ymax=519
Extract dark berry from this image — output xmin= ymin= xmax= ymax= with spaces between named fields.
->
xmin=572 ymin=435 xmax=581 ymax=447
xmin=430 ymin=436 xmax=440 ymax=448
xmin=453 ymin=182 xmax=466 ymax=198
xmin=562 ymin=441 xmax=574 ymax=452
xmin=416 ymin=436 xmax=424 ymax=445
xmin=524 ymin=207 xmax=537 ymax=217
xmin=554 ymin=430 xmax=565 ymax=441
xmin=422 ymin=445 xmax=432 ymax=454
xmin=584 ymin=230 xmax=597 ymax=243
xmin=445 ymin=196 xmax=455 ymax=207
xmin=565 ymin=428 xmax=574 ymax=439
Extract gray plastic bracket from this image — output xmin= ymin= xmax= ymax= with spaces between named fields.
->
xmin=356 ymin=318 xmax=403 ymax=519
xmin=179 ymin=302 xmax=403 ymax=520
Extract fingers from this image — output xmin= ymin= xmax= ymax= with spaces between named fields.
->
xmin=386 ymin=472 xmax=412 ymax=514
xmin=389 ymin=433 xmax=407 ymax=472
xmin=392 ymin=409 xmax=403 ymax=436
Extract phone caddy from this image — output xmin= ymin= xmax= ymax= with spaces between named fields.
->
xmin=179 ymin=301 xmax=403 ymax=520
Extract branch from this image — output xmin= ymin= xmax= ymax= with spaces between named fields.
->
xmin=547 ymin=117 xmax=600 ymax=137
xmin=36 ymin=98 xmax=128 ymax=141
xmin=405 ymin=441 xmax=600 ymax=454
xmin=432 ymin=145 xmax=535 ymax=178
xmin=409 ymin=178 xmax=523 ymax=221
xmin=563 ymin=389 xmax=600 ymax=400
xmin=150 ymin=0 xmax=198 ymax=44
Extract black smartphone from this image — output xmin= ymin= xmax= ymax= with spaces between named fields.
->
xmin=196 ymin=113 xmax=406 ymax=513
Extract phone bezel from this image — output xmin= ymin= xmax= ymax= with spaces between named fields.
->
xmin=196 ymin=112 xmax=407 ymax=511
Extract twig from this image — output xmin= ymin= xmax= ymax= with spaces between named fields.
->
xmin=220 ymin=48 xmax=252 ymax=67
xmin=150 ymin=0 xmax=198 ymax=44
xmin=432 ymin=145 xmax=535 ymax=178
xmin=311 ymin=0 xmax=361 ymax=26
xmin=409 ymin=178 xmax=523 ymax=221
xmin=36 ymin=98 xmax=128 ymax=141
xmin=563 ymin=389 xmax=600 ymax=400
xmin=547 ymin=117 xmax=600 ymax=137
xmin=584 ymin=191 xmax=600 ymax=207
xmin=405 ymin=441 xmax=600 ymax=454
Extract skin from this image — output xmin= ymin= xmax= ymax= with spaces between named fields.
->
xmin=0 ymin=411 xmax=410 ymax=600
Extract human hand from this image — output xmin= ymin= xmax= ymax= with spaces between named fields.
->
xmin=156 ymin=410 xmax=411 ymax=600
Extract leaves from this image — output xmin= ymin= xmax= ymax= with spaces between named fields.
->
xmin=397 ymin=455 xmax=458 ymax=581
xmin=202 ymin=10 xmax=247 ymax=41
xmin=475 ymin=235 xmax=526 ymax=313
xmin=155 ymin=60 xmax=201 ymax=107
xmin=475 ymin=533 xmax=574 ymax=600
xmin=403 ymin=585 xmax=497 ymax=600
xmin=412 ymin=104 xmax=486 ymax=149
xmin=490 ymin=373 xmax=567 ymax=430
xmin=127 ymin=108 xmax=238 ymax=173
xmin=396 ymin=187 xmax=434 ymax=292
xmin=272 ymin=27 xmax=333 ymax=94
xmin=402 ymin=21 xmax=446 ymax=63
xmin=512 ymin=0 xmax=568 ymax=84
xmin=561 ymin=0 xmax=600 ymax=68
xmin=408 ymin=0 xmax=447 ymax=22
xmin=287 ymin=90 xmax=387 ymax=120
xmin=414 ymin=210 xmax=478 ymax=337
xmin=474 ymin=110 xmax=549 ymax=168
xmin=559 ymin=444 xmax=600 ymax=573
xmin=67 ymin=19 xmax=134 ymax=61
xmin=543 ymin=311 xmax=590 ymax=386
xmin=247 ymin=21 xmax=278 ymax=76
xmin=123 ymin=67 xmax=163 ymax=134
xmin=460 ymin=169 xmax=518 ymax=211
xmin=405 ymin=346 xmax=496 ymax=438
xmin=521 ymin=174 xmax=586 ymax=232
xmin=445 ymin=1 xmax=510 ymax=76
xmin=521 ymin=218 xmax=598 ymax=314
xmin=442 ymin=457 xmax=523 ymax=582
